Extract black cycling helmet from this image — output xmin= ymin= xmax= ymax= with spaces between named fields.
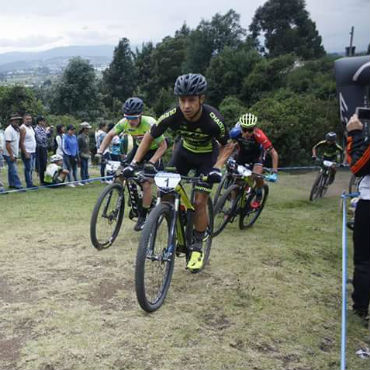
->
xmin=174 ymin=73 xmax=207 ymax=96
xmin=122 ymin=97 xmax=144 ymax=115
xmin=325 ymin=132 xmax=337 ymax=142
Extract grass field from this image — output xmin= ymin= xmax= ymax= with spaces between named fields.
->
xmin=0 ymin=169 xmax=369 ymax=370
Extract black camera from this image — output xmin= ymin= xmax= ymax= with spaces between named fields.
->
xmin=355 ymin=107 xmax=370 ymax=142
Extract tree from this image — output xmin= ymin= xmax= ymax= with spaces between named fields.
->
xmin=183 ymin=9 xmax=246 ymax=74
xmin=51 ymin=57 xmax=101 ymax=120
xmin=206 ymin=41 xmax=261 ymax=106
xmin=249 ymin=0 xmax=325 ymax=59
xmin=102 ymin=38 xmax=137 ymax=108
xmin=218 ymin=96 xmax=247 ymax=128
xmin=0 ymin=85 xmax=44 ymax=124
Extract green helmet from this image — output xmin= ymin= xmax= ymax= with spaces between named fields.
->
xmin=238 ymin=113 xmax=258 ymax=128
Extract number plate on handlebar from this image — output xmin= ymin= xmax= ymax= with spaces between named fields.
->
xmin=237 ymin=165 xmax=252 ymax=177
xmin=154 ymin=172 xmax=181 ymax=189
xmin=323 ymin=160 xmax=335 ymax=167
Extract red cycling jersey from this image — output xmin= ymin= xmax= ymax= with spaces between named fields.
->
xmin=252 ymin=128 xmax=272 ymax=151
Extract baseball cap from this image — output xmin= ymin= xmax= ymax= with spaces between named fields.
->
xmin=9 ymin=113 xmax=22 ymax=121
xmin=66 ymin=124 xmax=76 ymax=131
xmin=80 ymin=121 xmax=92 ymax=129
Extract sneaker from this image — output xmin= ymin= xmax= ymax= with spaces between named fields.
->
xmin=77 ymin=182 xmax=84 ymax=186
xmin=134 ymin=215 xmax=146 ymax=231
xmin=187 ymin=250 xmax=204 ymax=270
xmin=67 ymin=183 xmax=76 ymax=188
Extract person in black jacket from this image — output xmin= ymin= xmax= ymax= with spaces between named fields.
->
xmin=346 ymin=113 xmax=370 ymax=322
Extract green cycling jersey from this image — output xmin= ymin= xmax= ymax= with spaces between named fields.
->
xmin=313 ymin=140 xmax=343 ymax=161
xmin=114 ymin=116 xmax=165 ymax=151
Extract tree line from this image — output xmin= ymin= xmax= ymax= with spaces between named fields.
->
xmin=1 ymin=0 xmax=368 ymax=165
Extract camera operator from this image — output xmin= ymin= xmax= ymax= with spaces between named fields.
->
xmin=346 ymin=112 xmax=370 ymax=322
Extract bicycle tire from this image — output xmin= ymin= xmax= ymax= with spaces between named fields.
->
xmin=135 ymin=202 xmax=175 ymax=312
xmin=185 ymin=198 xmax=214 ymax=273
xmin=309 ymin=173 xmax=323 ymax=201
xmin=90 ymin=183 xmax=125 ymax=250
xmin=213 ymin=184 xmax=240 ymax=237
xmin=239 ymin=184 xmax=269 ymax=229
xmin=348 ymin=174 xmax=360 ymax=194
xmin=320 ymin=174 xmax=329 ymax=198
xmin=213 ymin=174 xmax=233 ymax=206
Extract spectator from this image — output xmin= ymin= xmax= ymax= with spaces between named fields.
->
xmin=95 ymin=123 xmax=109 ymax=181
xmin=44 ymin=154 xmax=69 ymax=186
xmin=20 ymin=113 xmax=37 ymax=188
xmin=54 ymin=124 xmax=65 ymax=157
xmin=34 ymin=115 xmax=52 ymax=185
xmin=3 ymin=114 xmax=23 ymax=190
xmin=77 ymin=121 xmax=92 ymax=183
xmin=63 ymin=124 xmax=82 ymax=187
xmin=0 ymin=121 xmax=5 ymax=192
xmin=346 ymin=113 xmax=370 ymax=323
xmin=110 ymin=134 xmax=121 ymax=161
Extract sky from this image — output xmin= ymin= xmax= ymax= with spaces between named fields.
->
xmin=0 ymin=0 xmax=369 ymax=54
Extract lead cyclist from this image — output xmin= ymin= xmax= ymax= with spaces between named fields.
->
xmin=123 ymin=73 xmax=234 ymax=270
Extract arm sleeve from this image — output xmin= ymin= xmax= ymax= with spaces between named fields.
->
xmin=150 ymin=108 xmax=177 ymax=138
xmin=254 ymin=129 xmax=272 ymax=151
xmin=347 ymin=131 xmax=370 ymax=176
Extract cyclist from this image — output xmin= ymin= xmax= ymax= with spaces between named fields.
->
xmin=44 ymin=154 xmax=69 ymax=186
xmin=97 ymin=97 xmax=168 ymax=231
xmin=229 ymin=113 xmax=279 ymax=207
xmin=123 ymin=73 xmax=233 ymax=270
xmin=312 ymin=132 xmax=343 ymax=184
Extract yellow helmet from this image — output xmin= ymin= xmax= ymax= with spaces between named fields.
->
xmin=238 ymin=113 xmax=258 ymax=128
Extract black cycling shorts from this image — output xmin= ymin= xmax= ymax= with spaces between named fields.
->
xmin=127 ymin=147 xmax=164 ymax=170
xmin=235 ymin=152 xmax=264 ymax=167
xmin=168 ymin=143 xmax=219 ymax=193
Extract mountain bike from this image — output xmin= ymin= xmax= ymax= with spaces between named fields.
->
xmin=135 ymin=171 xmax=213 ymax=312
xmin=213 ymin=164 xmax=269 ymax=237
xmin=309 ymin=159 xmax=337 ymax=201
xmin=90 ymin=160 xmax=155 ymax=250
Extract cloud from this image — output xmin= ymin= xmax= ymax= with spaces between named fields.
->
xmin=0 ymin=35 xmax=63 ymax=48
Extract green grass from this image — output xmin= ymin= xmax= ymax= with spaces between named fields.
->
xmin=0 ymin=170 xmax=369 ymax=369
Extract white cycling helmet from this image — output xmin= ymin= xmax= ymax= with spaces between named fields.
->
xmin=238 ymin=113 xmax=258 ymax=128
xmin=50 ymin=154 xmax=63 ymax=163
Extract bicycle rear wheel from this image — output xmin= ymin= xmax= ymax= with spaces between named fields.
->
xmin=348 ymin=174 xmax=360 ymax=194
xmin=213 ymin=185 xmax=240 ymax=237
xmin=90 ymin=183 xmax=125 ymax=250
xmin=239 ymin=184 xmax=269 ymax=229
xmin=135 ymin=202 xmax=175 ymax=312
xmin=309 ymin=173 xmax=323 ymax=201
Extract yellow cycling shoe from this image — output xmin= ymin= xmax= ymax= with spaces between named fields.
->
xmin=187 ymin=251 xmax=204 ymax=270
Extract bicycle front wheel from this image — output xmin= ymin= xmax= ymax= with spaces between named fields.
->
xmin=213 ymin=185 xmax=240 ymax=237
xmin=135 ymin=202 xmax=175 ymax=312
xmin=90 ymin=183 xmax=125 ymax=250
xmin=213 ymin=174 xmax=233 ymax=206
xmin=309 ymin=173 xmax=323 ymax=201
xmin=239 ymin=184 xmax=269 ymax=229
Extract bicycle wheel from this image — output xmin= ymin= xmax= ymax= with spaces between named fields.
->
xmin=185 ymin=198 xmax=214 ymax=272
xmin=320 ymin=174 xmax=329 ymax=198
xmin=239 ymin=184 xmax=269 ymax=229
xmin=213 ymin=173 xmax=233 ymax=206
xmin=213 ymin=185 xmax=240 ymax=237
xmin=349 ymin=174 xmax=360 ymax=194
xmin=309 ymin=173 xmax=323 ymax=201
xmin=135 ymin=202 xmax=175 ymax=312
xmin=90 ymin=183 xmax=125 ymax=250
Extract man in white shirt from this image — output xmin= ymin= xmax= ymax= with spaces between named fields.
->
xmin=20 ymin=113 xmax=37 ymax=188
xmin=3 ymin=114 xmax=23 ymax=189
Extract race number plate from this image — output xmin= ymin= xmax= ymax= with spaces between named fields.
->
xmin=237 ymin=165 xmax=252 ymax=177
xmin=154 ymin=172 xmax=181 ymax=189
xmin=323 ymin=160 xmax=335 ymax=167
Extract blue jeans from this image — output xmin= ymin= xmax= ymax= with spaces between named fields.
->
xmin=80 ymin=157 xmax=89 ymax=181
xmin=64 ymin=155 xmax=78 ymax=182
xmin=22 ymin=152 xmax=36 ymax=187
xmin=4 ymin=155 xmax=23 ymax=188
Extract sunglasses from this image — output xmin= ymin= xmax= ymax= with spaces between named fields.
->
xmin=125 ymin=115 xmax=140 ymax=120
xmin=241 ymin=127 xmax=254 ymax=133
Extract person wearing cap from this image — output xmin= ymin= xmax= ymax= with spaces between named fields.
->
xmin=63 ymin=124 xmax=81 ymax=187
xmin=3 ymin=114 xmax=23 ymax=189
xmin=34 ymin=115 xmax=52 ymax=185
xmin=44 ymin=154 xmax=69 ymax=186
xmin=20 ymin=113 xmax=37 ymax=188
xmin=77 ymin=121 xmax=92 ymax=183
